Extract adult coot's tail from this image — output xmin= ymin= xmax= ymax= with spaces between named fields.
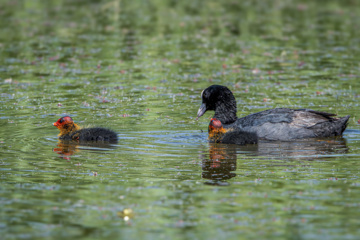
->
xmin=334 ymin=115 xmax=350 ymax=135
xmin=311 ymin=115 xmax=350 ymax=137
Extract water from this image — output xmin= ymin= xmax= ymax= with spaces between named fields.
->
xmin=1 ymin=0 xmax=360 ymax=239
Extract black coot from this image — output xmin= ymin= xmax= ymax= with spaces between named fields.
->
xmin=198 ymin=85 xmax=349 ymax=141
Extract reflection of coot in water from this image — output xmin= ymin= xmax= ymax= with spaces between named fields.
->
xmin=236 ymin=138 xmax=348 ymax=159
xmin=197 ymin=85 xmax=350 ymax=141
xmin=53 ymin=116 xmax=118 ymax=143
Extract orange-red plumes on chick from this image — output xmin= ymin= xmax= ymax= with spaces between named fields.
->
xmin=208 ymin=118 xmax=227 ymax=142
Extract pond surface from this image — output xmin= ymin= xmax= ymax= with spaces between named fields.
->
xmin=1 ymin=0 xmax=360 ymax=239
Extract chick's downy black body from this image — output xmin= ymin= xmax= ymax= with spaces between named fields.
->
xmin=209 ymin=118 xmax=258 ymax=145
xmin=208 ymin=118 xmax=258 ymax=145
xmin=60 ymin=127 xmax=118 ymax=142
xmin=220 ymin=130 xmax=258 ymax=145
xmin=198 ymin=85 xmax=350 ymax=141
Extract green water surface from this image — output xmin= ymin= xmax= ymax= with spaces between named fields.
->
xmin=1 ymin=0 xmax=360 ymax=239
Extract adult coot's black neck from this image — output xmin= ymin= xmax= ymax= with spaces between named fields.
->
xmin=197 ymin=85 xmax=238 ymax=124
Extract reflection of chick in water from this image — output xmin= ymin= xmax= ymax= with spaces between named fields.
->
xmin=202 ymin=144 xmax=238 ymax=182
xmin=53 ymin=140 xmax=117 ymax=160
xmin=53 ymin=142 xmax=78 ymax=160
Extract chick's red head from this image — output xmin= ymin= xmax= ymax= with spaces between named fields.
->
xmin=53 ymin=116 xmax=74 ymax=129
xmin=209 ymin=118 xmax=223 ymax=131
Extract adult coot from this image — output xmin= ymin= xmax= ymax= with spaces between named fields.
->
xmin=53 ymin=116 xmax=118 ymax=142
xmin=197 ymin=85 xmax=349 ymax=141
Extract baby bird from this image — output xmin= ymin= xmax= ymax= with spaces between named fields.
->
xmin=53 ymin=116 xmax=118 ymax=142
xmin=208 ymin=118 xmax=258 ymax=145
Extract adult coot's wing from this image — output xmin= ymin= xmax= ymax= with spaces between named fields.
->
xmin=237 ymin=108 xmax=338 ymax=128
xmin=236 ymin=108 xmax=296 ymax=127
xmin=303 ymin=109 xmax=337 ymax=117
xmin=234 ymin=108 xmax=348 ymax=140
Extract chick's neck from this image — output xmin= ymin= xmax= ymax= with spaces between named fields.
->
xmin=208 ymin=125 xmax=227 ymax=142
xmin=58 ymin=123 xmax=81 ymax=137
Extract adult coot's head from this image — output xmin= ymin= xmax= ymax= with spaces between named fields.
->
xmin=197 ymin=85 xmax=237 ymax=124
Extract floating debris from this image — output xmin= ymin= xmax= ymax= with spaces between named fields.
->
xmin=118 ymin=208 xmax=134 ymax=221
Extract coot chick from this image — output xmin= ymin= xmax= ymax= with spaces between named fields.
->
xmin=209 ymin=118 xmax=258 ymax=145
xmin=53 ymin=116 xmax=118 ymax=142
xmin=198 ymin=85 xmax=350 ymax=141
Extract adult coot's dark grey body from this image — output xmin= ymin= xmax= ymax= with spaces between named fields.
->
xmin=197 ymin=85 xmax=350 ymax=141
